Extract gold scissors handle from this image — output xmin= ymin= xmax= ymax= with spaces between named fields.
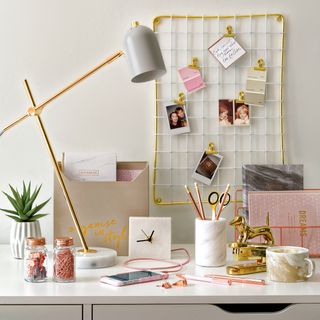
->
xmin=208 ymin=191 xmax=231 ymax=218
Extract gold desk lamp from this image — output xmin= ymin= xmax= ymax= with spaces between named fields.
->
xmin=0 ymin=21 xmax=166 ymax=268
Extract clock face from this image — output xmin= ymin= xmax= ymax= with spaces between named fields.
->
xmin=128 ymin=217 xmax=171 ymax=259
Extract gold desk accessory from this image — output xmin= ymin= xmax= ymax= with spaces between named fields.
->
xmin=174 ymin=92 xmax=186 ymax=106
xmin=0 ymin=22 xmax=166 ymax=269
xmin=227 ymin=214 xmax=275 ymax=275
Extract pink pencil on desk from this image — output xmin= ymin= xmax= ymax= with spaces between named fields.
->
xmin=205 ymin=274 xmax=265 ymax=286
xmin=177 ymin=274 xmax=232 ymax=286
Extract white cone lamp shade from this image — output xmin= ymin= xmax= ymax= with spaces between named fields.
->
xmin=124 ymin=23 xmax=166 ymax=83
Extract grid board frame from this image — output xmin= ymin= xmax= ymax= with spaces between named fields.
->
xmin=153 ymin=14 xmax=285 ymax=205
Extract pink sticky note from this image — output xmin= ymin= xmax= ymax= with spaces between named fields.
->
xmin=178 ymin=67 xmax=206 ymax=93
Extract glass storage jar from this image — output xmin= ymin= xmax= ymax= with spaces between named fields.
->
xmin=53 ymin=236 xmax=75 ymax=282
xmin=24 ymin=237 xmax=48 ymax=282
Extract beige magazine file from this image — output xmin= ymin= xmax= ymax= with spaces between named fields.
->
xmin=54 ymin=162 xmax=148 ymax=256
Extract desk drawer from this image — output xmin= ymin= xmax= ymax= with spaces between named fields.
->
xmin=0 ymin=305 xmax=82 ymax=320
xmin=93 ymin=304 xmax=320 ymax=320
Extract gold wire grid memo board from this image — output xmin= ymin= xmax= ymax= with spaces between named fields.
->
xmin=153 ymin=14 xmax=285 ymax=205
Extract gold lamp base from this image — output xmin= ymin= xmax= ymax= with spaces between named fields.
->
xmin=78 ymin=248 xmax=98 ymax=254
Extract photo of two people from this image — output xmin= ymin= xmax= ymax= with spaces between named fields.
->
xmin=219 ymin=99 xmax=250 ymax=126
xmin=165 ymin=104 xmax=190 ymax=135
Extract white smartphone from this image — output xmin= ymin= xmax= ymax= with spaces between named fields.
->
xmin=100 ymin=270 xmax=168 ymax=287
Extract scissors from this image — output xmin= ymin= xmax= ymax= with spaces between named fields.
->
xmin=208 ymin=191 xmax=231 ymax=218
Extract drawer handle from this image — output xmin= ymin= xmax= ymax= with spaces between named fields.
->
xmin=216 ymin=304 xmax=291 ymax=313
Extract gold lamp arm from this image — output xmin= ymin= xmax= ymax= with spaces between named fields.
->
xmin=0 ymin=50 xmax=124 ymax=253
xmin=0 ymin=50 xmax=124 ymax=135
xmin=0 ymin=22 xmax=166 ymax=265
xmin=24 ymin=79 xmax=91 ymax=253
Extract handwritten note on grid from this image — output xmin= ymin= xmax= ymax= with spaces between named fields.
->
xmin=208 ymin=37 xmax=246 ymax=69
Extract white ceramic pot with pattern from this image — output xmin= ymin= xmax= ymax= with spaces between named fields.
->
xmin=10 ymin=220 xmax=42 ymax=259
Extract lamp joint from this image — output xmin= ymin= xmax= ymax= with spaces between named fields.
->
xmin=27 ymin=107 xmax=42 ymax=117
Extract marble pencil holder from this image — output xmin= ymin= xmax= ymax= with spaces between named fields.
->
xmin=195 ymin=218 xmax=227 ymax=267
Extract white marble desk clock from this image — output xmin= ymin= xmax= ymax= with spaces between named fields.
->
xmin=129 ymin=217 xmax=171 ymax=259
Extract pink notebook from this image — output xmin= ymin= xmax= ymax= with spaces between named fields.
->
xmin=248 ymin=190 xmax=320 ymax=256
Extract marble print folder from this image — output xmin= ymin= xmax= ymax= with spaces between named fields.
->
xmin=242 ymin=165 xmax=304 ymax=218
xmin=248 ymin=190 xmax=320 ymax=256
xmin=63 ymin=152 xmax=117 ymax=181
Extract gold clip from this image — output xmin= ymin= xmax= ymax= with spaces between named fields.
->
xmin=188 ymin=57 xmax=199 ymax=70
xmin=236 ymin=91 xmax=245 ymax=103
xmin=131 ymin=21 xmax=140 ymax=28
xmin=224 ymin=25 xmax=235 ymax=37
xmin=174 ymin=92 xmax=185 ymax=106
xmin=254 ymin=58 xmax=266 ymax=71
xmin=206 ymin=142 xmax=217 ymax=155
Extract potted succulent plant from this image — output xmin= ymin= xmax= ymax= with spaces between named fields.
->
xmin=0 ymin=182 xmax=50 ymax=259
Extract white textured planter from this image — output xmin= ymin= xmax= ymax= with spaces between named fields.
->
xmin=10 ymin=221 xmax=42 ymax=259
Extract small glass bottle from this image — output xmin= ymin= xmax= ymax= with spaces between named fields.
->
xmin=24 ymin=237 xmax=48 ymax=283
xmin=53 ymin=236 xmax=76 ymax=282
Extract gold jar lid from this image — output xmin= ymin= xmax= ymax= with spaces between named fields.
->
xmin=26 ymin=237 xmax=46 ymax=246
xmin=55 ymin=236 xmax=73 ymax=246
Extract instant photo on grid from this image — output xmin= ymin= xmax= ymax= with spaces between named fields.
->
xmin=165 ymin=104 xmax=191 ymax=135
xmin=193 ymin=151 xmax=223 ymax=185
xmin=234 ymin=102 xmax=250 ymax=126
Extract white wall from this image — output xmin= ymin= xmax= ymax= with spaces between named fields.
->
xmin=0 ymin=0 xmax=318 ymax=244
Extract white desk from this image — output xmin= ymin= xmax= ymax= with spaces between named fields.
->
xmin=1 ymin=244 xmax=320 ymax=320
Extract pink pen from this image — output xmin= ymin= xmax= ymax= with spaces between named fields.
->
xmin=205 ymin=274 xmax=265 ymax=286
xmin=176 ymin=274 xmax=232 ymax=286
